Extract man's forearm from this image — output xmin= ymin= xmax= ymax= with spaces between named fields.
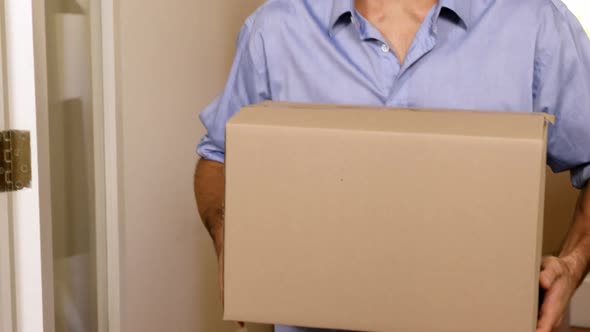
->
xmin=559 ymin=183 xmax=590 ymax=286
xmin=194 ymin=158 xmax=226 ymax=255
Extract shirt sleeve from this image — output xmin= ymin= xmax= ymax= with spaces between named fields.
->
xmin=196 ymin=15 xmax=270 ymax=163
xmin=534 ymin=1 xmax=590 ymax=189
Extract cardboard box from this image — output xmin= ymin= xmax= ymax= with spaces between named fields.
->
xmin=543 ymin=170 xmax=580 ymax=256
xmin=225 ymin=102 xmax=554 ymax=332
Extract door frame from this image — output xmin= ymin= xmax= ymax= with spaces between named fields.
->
xmin=1 ymin=0 xmax=55 ymax=331
xmin=0 ymin=0 xmax=15 ymax=328
xmin=96 ymin=0 xmax=122 ymax=331
xmin=0 ymin=0 xmax=122 ymax=330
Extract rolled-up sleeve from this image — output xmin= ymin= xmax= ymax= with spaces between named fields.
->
xmin=196 ymin=14 xmax=270 ymax=163
xmin=534 ymin=1 xmax=590 ymax=189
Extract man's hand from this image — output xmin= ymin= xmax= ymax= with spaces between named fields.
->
xmin=211 ymin=223 xmax=225 ymax=301
xmin=537 ymin=256 xmax=578 ymax=332
xmin=194 ymin=158 xmax=245 ymax=328
xmin=538 ymin=183 xmax=590 ymax=332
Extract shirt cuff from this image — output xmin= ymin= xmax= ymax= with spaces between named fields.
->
xmin=196 ymin=136 xmax=226 ymax=164
xmin=571 ymin=163 xmax=590 ymax=189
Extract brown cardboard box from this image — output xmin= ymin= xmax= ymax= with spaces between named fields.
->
xmin=541 ymin=171 xmax=580 ymax=332
xmin=543 ymin=170 xmax=580 ymax=256
xmin=225 ymin=102 xmax=554 ymax=332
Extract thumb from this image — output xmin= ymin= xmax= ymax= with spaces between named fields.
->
xmin=540 ymin=257 xmax=563 ymax=289
xmin=540 ymin=269 xmax=557 ymax=290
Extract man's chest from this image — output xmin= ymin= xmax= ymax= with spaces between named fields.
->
xmin=264 ymin=19 xmax=537 ymax=114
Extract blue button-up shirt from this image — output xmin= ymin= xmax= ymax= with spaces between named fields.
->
xmin=198 ymin=0 xmax=590 ymax=188
xmin=198 ymin=1 xmax=590 ymax=330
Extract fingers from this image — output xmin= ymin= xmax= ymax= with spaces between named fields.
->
xmin=537 ymin=256 xmax=573 ymax=332
xmin=540 ymin=257 xmax=565 ymax=290
xmin=536 ymin=284 xmax=565 ymax=332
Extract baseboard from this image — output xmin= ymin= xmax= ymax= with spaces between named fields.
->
xmin=572 ymin=276 xmax=590 ymax=328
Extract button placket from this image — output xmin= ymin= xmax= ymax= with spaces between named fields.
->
xmin=374 ymin=40 xmax=398 ymax=101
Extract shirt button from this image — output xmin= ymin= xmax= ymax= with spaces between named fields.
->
xmin=381 ymin=43 xmax=390 ymax=53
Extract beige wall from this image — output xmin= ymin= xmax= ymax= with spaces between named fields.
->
xmin=116 ymin=0 xmax=271 ymax=331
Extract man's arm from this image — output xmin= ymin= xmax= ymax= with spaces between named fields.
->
xmin=532 ymin=3 xmax=590 ymax=330
xmin=194 ymin=158 xmax=225 ymax=257
xmin=537 ymin=183 xmax=590 ymax=332
xmin=559 ymin=184 xmax=590 ymax=285
xmin=194 ymin=158 xmax=245 ymax=327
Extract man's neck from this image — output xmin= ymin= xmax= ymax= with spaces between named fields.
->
xmin=354 ymin=0 xmax=439 ymax=63
xmin=355 ymin=0 xmax=438 ymax=20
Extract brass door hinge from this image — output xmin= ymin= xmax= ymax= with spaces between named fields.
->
xmin=0 ymin=130 xmax=31 ymax=192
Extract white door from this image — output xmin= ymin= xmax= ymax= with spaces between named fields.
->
xmin=0 ymin=0 xmax=111 ymax=331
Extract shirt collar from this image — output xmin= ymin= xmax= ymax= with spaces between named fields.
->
xmin=329 ymin=0 xmax=474 ymax=35
xmin=439 ymin=0 xmax=473 ymax=29
xmin=329 ymin=0 xmax=355 ymax=36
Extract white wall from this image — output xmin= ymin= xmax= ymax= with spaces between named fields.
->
xmin=114 ymin=1 xmax=271 ymax=331
xmin=561 ymin=0 xmax=590 ymax=33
